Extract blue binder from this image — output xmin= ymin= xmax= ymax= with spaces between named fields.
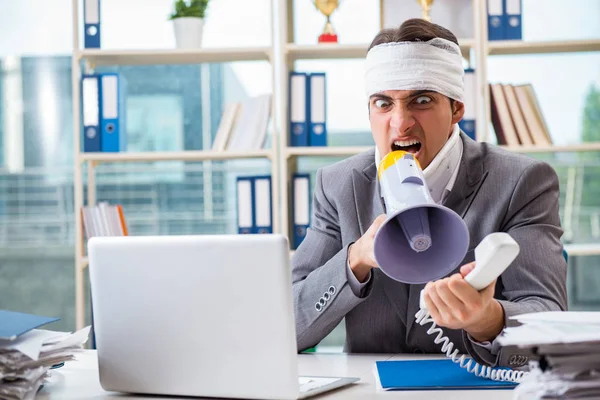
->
xmin=83 ymin=0 xmax=101 ymax=48
xmin=376 ymin=359 xmax=517 ymax=390
xmin=253 ymin=175 xmax=273 ymax=234
xmin=289 ymin=72 xmax=309 ymax=147
xmin=459 ymin=68 xmax=476 ymax=141
xmin=81 ymin=74 xmax=101 ymax=152
xmin=0 ymin=310 xmax=59 ymax=341
xmin=292 ymin=173 xmax=311 ymax=249
xmin=504 ymin=0 xmax=522 ymax=40
xmin=236 ymin=176 xmax=254 ymax=234
xmin=99 ymin=73 xmax=126 ymax=152
xmin=487 ymin=0 xmax=504 ymax=41
xmin=308 ymin=73 xmax=327 ymax=147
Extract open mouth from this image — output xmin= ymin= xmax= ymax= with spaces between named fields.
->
xmin=391 ymin=139 xmax=422 ymax=155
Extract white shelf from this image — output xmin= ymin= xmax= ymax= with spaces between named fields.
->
xmin=286 ymin=39 xmax=475 ymax=61
xmin=563 ymin=244 xmax=600 ymax=257
xmin=78 ymin=149 xmax=274 ymax=163
xmin=76 ymin=47 xmax=272 ymax=66
xmin=488 ymin=39 xmax=600 ymax=56
xmin=285 ymin=146 xmax=373 ymax=158
xmin=501 ymin=143 xmax=600 ymax=153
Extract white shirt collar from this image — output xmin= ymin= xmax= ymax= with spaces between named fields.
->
xmin=375 ymin=124 xmax=463 ymax=204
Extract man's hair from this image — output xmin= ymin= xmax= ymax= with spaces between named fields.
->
xmin=367 ymin=18 xmax=460 ymax=112
xmin=368 ymin=18 xmax=459 ymax=51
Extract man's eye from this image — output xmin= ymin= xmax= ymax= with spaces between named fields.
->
xmin=414 ymin=96 xmax=432 ymax=105
xmin=374 ymin=99 xmax=390 ymax=108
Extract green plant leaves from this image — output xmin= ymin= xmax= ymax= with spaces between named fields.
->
xmin=169 ymin=0 xmax=209 ymax=20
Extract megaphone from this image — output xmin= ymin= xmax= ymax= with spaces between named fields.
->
xmin=373 ymin=151 xmax=470 ymax=284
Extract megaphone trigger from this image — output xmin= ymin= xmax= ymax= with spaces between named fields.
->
xmin=373 ymin=151 xmax=470 ymax=284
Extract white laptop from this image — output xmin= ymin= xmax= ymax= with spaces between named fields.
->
xmin=88 ymin=234 xmax=359 ymax=399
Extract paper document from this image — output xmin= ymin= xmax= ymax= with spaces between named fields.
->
xmin=0 ymin=326 xmax=91 ymax=400
xmin=499 ymin=311 xmax=600 ymax=347
xmin=501 ymin=311 xmax=600 ymax=400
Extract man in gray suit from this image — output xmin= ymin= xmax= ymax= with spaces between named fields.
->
xmin=291 ymin=18 xmax=567 ymax=369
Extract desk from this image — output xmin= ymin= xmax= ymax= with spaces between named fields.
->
xmin=36 ymin=350 xmax=515 ymax=399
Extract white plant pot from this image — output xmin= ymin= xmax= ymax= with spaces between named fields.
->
xmin=173 ymin=17 xmax=204 ymax=49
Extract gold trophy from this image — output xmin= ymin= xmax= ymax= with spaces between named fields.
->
xmin=313 ymin=0 xmax=341 ymax=43
xmin=417 ymin=0 xmax=434 ymax=22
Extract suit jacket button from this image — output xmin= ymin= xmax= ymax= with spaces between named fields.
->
xmin=509 ymin=355 xmax=528 ymax=366
xmin=328 ymin=286 xmax=336 ymax=295
xmin=315 ymin=303 xmax=323 ymax=312
xmin=319 ymin=298 xmax=326 ymax=306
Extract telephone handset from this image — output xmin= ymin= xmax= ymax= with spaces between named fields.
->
xmin=415 ymin=232 xmax=527 ymax=383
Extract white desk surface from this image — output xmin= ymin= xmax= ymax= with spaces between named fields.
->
xmin=36 ymin=350 xmax=515 ymax=399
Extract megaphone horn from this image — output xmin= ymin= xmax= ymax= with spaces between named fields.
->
xmin=373 ymin=151 xmax=470 ymax=284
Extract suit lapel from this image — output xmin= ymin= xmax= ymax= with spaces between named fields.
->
xmin=351 ymin=161 xmax=384 ymax=235
xmin=405 ymin=133 xmax=489 ymax=335
xmin=352 ymin=159 xmax=410 ymax=326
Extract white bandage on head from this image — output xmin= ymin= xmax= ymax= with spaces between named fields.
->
xmin=364 ymin=38 xmax=465 ymax=102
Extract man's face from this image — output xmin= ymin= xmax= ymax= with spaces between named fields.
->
xmin=369 ymin=90 xmax=465 ymax=170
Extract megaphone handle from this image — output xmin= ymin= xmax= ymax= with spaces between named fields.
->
xmin=415 ymin=232 xmax=524 ymax=383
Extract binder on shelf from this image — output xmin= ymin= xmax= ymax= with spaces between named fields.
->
xmin=83 ymin=0 xmax=101 ymax=49
xmin=292 ymin=173 xmax=310 ymax=249
xmin=81 ymin=74 xmax=101 ymax=152
xmin=99 ymin=73 xmax=126 ymax=152
xmin=504 ymin=0 xmax=522 ymax=40
xmin=308 ymin=73 xmax=327 ymax=147
xmin=289 ymin=72 xmax=309 ymax=147
xmin=236 ymin=176 xmax=254 ymax=234
xmin=81 ymin=73 xmax=126 ymax=153
xmin=459 ymin=68 xmax=476 ymax=141
xmin=253 ymin=176 xmax=273 ymax=234
xmin=487 ymin=0 xmax=504 ymax=41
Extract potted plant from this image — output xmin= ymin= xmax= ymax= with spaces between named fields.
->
xmin=169 ymin=0 xmax=210 ymax=49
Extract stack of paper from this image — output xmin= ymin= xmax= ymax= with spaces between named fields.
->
xmin=498 ymin=311 xmax=600 ymax=399
xmin=0 ymin=310 xmax=91 ymax=400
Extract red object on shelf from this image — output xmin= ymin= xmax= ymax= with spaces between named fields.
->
xmin=318 ymin=33 xmax=338 ymax=43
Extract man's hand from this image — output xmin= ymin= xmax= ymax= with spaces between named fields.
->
xmin=421 ymin=262 xmax=505 ymax=343
xmin=347 ymin=214 xmax=387 ymax=283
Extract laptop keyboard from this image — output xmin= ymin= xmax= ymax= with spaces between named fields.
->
xmin=298 ymin=377 xmax=341 ymax=393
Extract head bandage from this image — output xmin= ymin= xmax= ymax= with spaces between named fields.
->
xmin=365 ymin=38 xmax=465 ymax=102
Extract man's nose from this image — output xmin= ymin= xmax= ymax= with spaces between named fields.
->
xmin=389 ymin=107 xmax=415 ymax=134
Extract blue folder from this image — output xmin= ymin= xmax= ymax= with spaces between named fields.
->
xmin=0 ymin=310 xmax=60 ymax=341
xmin=376 ymin=359 xmax=517 ymax=390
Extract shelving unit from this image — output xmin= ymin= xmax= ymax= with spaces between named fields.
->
xmin=76 ymin=47 xmax=272 ymax=67
xmin=487 ymin=38 xmax=600 ymax=56
xmin=70 ymin=1 xmax=281 ymax=330
xmin=71 ymin=0 xmax=600 ymax=330
xmin=78 ymin=149 xmax=274 ymax=163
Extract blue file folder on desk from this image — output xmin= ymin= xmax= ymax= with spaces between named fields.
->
xmin=0 ymin=310 xmax=59 ymax=341
xmin=375 ymin=359 xmax=517 ymax=390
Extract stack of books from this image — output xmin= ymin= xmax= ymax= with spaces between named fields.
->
xmin=489 ymin=83 xmax=552 ymax=147
xmin=212 ymin=94 xmax=272 ymax=151
xmin=81 ymin=202 xmax=128 ymax=239
xmin=498 ymin=311 xmax=600 ymax=399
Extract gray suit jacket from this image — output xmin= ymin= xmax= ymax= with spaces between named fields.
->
xmin=291 ymin=133 xmax=568 ymax=368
